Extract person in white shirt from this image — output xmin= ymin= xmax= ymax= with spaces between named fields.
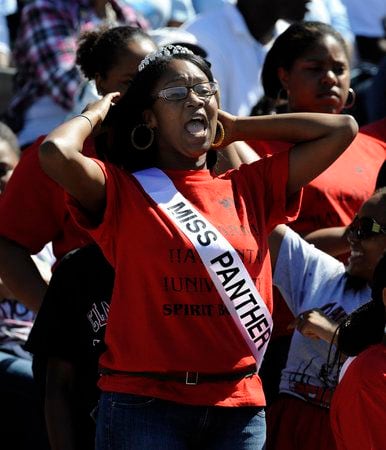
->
xmin=183 ymin=0 xmax=310 ymax=115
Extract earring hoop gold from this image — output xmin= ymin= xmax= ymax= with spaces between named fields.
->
xmin=130 ymin=124 xmax=154 ymax=150
xmin=211 ymin=121 xmax=225 ymax=149
xmin=344 ymin=88 xmax=356 ymax=109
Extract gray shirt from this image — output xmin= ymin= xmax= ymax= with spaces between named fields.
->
xmin=274 ymin=227 xmax=371 ymax=397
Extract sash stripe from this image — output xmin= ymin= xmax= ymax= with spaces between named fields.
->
xmin=133 ymin=168 xmax=272 ymax=371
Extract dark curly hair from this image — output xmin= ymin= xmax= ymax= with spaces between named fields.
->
xmin=76 ymin=25 xmax=154 ymax=81
xmin=104 ymin=50 xmax=215 ymax=171
xmin=337 ymin=252 xmax=386 ymax=356
xmin=262 ymin=21 xmax=349 ymax=100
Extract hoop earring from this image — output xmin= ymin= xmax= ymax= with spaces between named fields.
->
xmin=344 ymin=88 xmax=356 ymax=109
xmin=211 ymin=121 xmax=225 ymax=149
xmin=276 ymin=87 xmax=288 ymax=104
xmin=130 ymin=124 xmax=154 ymax=150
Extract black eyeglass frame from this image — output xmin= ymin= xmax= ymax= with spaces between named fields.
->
xmin=347 ymin=215 xmax=386 ymax=240
xmin=156 ymin=81 xmax=218 ymax=102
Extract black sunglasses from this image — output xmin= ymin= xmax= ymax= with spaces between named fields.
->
xmin=347 ymin=215 xmax=386 ymax=240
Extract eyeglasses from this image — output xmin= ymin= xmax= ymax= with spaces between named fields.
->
xmin=156 ymin=81 xmax=218 ymax=101
xmin=347 ymin=215 xmax=386 ymax=240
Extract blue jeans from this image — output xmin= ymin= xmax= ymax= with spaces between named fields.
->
xmin=96 ymin=392 xmax=266 ymax=450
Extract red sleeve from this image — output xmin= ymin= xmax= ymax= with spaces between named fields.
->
xmin=66 ymin=159 xmax=120 ymax=265
xmin=0 ymin=136 xmax=97 ymax=257
xmin=237 ymin=151 xmax=302 ymax=232
xmin=0 ymin=137 xmax=64 ymax=254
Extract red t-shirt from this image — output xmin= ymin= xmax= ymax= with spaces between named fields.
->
xmin=68 ymin=151 xmax=301 ymax=407
xmin=249 ymin=132 xmax=386 ymax=233
xmin=330 ymin=344 xmax=386 ymax=450
xmin=0 ymin=136 xmax=96 ymax=261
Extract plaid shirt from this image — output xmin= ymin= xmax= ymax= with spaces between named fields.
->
xmin=6 ymin=0 xmax=147 ymax=131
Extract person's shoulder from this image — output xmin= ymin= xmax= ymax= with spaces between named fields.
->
xmin=278 ymin=226 xmax=307 ymax=255
xmin=350 ymin=343 xmax=386 ymax=386
xmin=57 ymin=245 xmax=109 ymax=271
xmin=50 ymin=245 xmax=114 ymax=295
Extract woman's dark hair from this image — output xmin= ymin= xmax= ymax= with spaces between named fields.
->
xmin=262 ymin=21 xmax=349 ymax=100
xmin=338 ymin=252 xmax=386 ymax=356
xmin=104 ymin=50 xmax=215 ymax=171
xmin=76 ymin=25 xmax=153 ymax=80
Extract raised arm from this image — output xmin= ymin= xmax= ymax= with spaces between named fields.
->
xmin=304 ymin=226 xmax=350 ymax=257
xmin=268 ymin=224 xmax=287 ymax=272
xmin=39 ymin=93 xmax=119 ymax=216
xmin=218 ymin=111 xmax=358 ymax=196
xmin=213 ymin=141 xmax=260 ymax=174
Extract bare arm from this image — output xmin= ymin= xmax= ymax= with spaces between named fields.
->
xmin=39 ymin=93 xmax=119 ymax=216
xmin=289 ymin=308 xmax=339 ymax=344
xmin=218 ymin=111 xmax=358 ymax=196
xmin=213 ymin=141 xmax=260 ymax=174
xmin=268 ymin=224 xmax=287 ymax=273
xmin=232 ymin=141 xmax=260 ymax=164
xmin=212 ymin=143 xmax=243 ymax=175
xmin=304 ymin=226 xmax=349 ymax=257
xmin=0 ymin=236 xmax=48 ymax=312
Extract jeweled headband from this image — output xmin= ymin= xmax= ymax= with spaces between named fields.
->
xmin=138 ymin=44 xmax=194 ymax=72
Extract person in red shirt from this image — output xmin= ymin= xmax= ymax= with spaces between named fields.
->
xmin=256 ymin=20 xmax=386 ymax=245
xmin=252 ymin=21 xmax=386 ymax=405
xmin=331 ymin=242 xmax=386 ymax=450
xmin=331 ymin=341 xmax=386 ymax=450
xmin=0 ymin=25 xmax=156 ymax=313
xmin=38 ymin=44 xmax=357 ymax=449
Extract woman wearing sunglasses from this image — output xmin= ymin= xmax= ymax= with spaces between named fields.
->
xmin=37 ymin=44 xmax=357 ymax=449
xmin=266 ymin=187 xmax=386 ymax=450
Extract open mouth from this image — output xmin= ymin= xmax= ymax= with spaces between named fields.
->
xmin=185 ymin=116 xmax=208 ymax=137
xmin=348 ymin=249 xmax=364 ymax=264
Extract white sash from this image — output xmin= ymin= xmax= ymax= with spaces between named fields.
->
xmin=132 ymin=168 xmax=273 ymax=371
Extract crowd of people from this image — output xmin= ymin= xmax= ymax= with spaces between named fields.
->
xmin=0 ymin=1 xmax=385 ymax=449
